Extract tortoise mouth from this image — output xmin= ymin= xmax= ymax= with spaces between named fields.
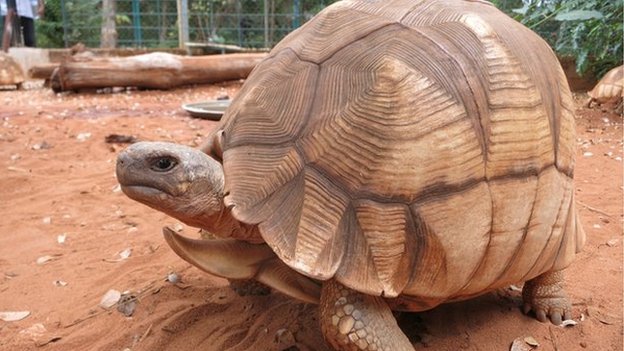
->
xmin=120 ymin=184 xmax=173 ymax=204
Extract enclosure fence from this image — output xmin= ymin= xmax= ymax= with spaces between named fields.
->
xmin=53 ymin=0 xmax=337 ymax=49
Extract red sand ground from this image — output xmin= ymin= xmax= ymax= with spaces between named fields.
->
xmin=0 ymin=82 xmax=622 ymax=351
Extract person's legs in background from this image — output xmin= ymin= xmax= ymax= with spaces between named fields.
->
xmin=2 ymin=0 xmax=17 ymax=51
xmin=20 ymin=16 xmax=34 ymax=47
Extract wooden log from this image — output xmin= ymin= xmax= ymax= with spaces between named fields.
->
xmin=50 ymin=52 xmax=267 ymax=92
xmin=28 ymin=63 xmax=58 ymax=79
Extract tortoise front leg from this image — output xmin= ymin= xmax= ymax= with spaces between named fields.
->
xmin=522 ymin=269 xmax=572 ymax=325
xmin=320 ymin=279 xmax=414 ymax=351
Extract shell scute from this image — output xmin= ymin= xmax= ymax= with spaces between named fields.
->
xmin=221 ymin=50 xmax=318 ymax=148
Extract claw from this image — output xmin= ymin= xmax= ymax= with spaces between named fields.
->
xmin=550 ymin=311 xmax=563 ymax=326
xmin=522 ymin=303 xmax=530 ymax=315
xmin=536 ymin=309 xmax=548 ymax=323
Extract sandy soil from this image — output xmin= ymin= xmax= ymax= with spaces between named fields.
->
xmin=0 ymin=82 xmax=621 ymax=351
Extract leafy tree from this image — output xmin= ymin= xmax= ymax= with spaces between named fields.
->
xmin=36 ymin=0 xmax=65 ymax=47
xmin=495 ymin=0 xmax=623 ymax=78
xmin=35 ymin=0 xmax=101 ymax=47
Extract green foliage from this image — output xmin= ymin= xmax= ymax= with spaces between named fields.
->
xmin=36 ymin=0 xmax=65 ymax=47
xmin=35 ymin=0 xmax=101 ymax=47
xmin=496 ymin=0 xmax=623 ymax=78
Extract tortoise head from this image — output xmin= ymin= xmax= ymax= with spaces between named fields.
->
xmin=116 ymin=141 xmax=226 ymax=229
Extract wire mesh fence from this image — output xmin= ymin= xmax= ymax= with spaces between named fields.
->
xmin=46 ymin=0 xmax=337 ymax=49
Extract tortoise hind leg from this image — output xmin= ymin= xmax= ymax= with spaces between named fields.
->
xmin=320 ymin=279 xmax=414 ymax=351
xmin=522 ymin=269 xmax=572 ymax=325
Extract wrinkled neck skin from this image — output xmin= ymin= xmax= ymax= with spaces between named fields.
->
xmin=193 ymin=201 xmax=262 ymax=244
xmin=168 ymin=177 xmax=263 ymax=244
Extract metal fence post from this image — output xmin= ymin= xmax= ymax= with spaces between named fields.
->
xmin=177 ymin=0 xmax=189 ymax=48
xmin=293 ymin=0 xmax=301 ymax=29
xmin=132 ymin=0 xmax=142 ymax=46
xmin=60 ymin=0 xmax=68 ymax=48
xmin=264 ymin=0 xmax=269 ymax=48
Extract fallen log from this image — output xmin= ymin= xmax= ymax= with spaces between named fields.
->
xmin=50 ymin=52 xmax=267 ymax=92
xmin=29 ymin=63 xmax=58 ymax=79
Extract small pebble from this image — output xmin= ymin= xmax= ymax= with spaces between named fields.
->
xmin=76 ymin=132 xmax=92 ymax=142
xmin=167 ymin=272 xmax=180 ymax=284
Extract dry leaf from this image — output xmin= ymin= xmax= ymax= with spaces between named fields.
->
xmin=587 ymin=306 xmax=616 ymax=325
xmin=35 ymin=336 xmax=62 ymax=347
xmin=36 ymin=254 xmax=61 ymax=265
xmin=103 ymin=248 xmax=132 ymax=263
xmin=510 ymin=336 xmax=536 ymax=351
xmin=561 ymin=319 xmax=578 ymax=327
xmin=99 ymin=289 xmax=121 ymax=309
xmin=524 ymin=336 xmax=539 ymax=346
xmin=606 ymin=238 xmax=618 ymax=247
xmin=19 ymin=323 xmax=46 ymax=337
xmin=0 ymin=311 xmax=30 ymax=322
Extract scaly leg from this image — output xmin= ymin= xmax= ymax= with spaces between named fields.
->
xmin=320 ymin=279 xmax=414 ymax=351
xmin=522 ymin=270 xmax=572 ymax=325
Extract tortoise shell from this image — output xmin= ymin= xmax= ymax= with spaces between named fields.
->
xmin=212 ymin=0 xmax=585 ymax=305
xmin=0 ymin=52 xmax=25 ymax=87
xmin=588 ymin=65 xmax=623 ymax=104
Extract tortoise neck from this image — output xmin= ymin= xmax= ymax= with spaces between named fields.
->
xmin=200 ymin=205 xmax=263 ymax=244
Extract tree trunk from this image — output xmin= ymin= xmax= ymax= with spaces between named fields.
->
xmin=101 ymin=0 xmax=117 ymax=49
xmin=50 ymin=52 xmax=267 ymax=92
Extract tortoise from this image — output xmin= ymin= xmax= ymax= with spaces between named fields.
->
xmin=116 ymin=0 xmax=585 ymax=349
xmin=587 ymin=65 xmax=623 ymax=112
xmin=0 ymin=52 xmax=24 ymax=89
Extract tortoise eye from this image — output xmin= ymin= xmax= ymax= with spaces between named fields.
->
xmin=150 ymin=157 xmax=177 ymax=172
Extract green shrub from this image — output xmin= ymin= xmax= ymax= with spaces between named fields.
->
xmin=495 ymin=0 xmax=623 ymax=78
